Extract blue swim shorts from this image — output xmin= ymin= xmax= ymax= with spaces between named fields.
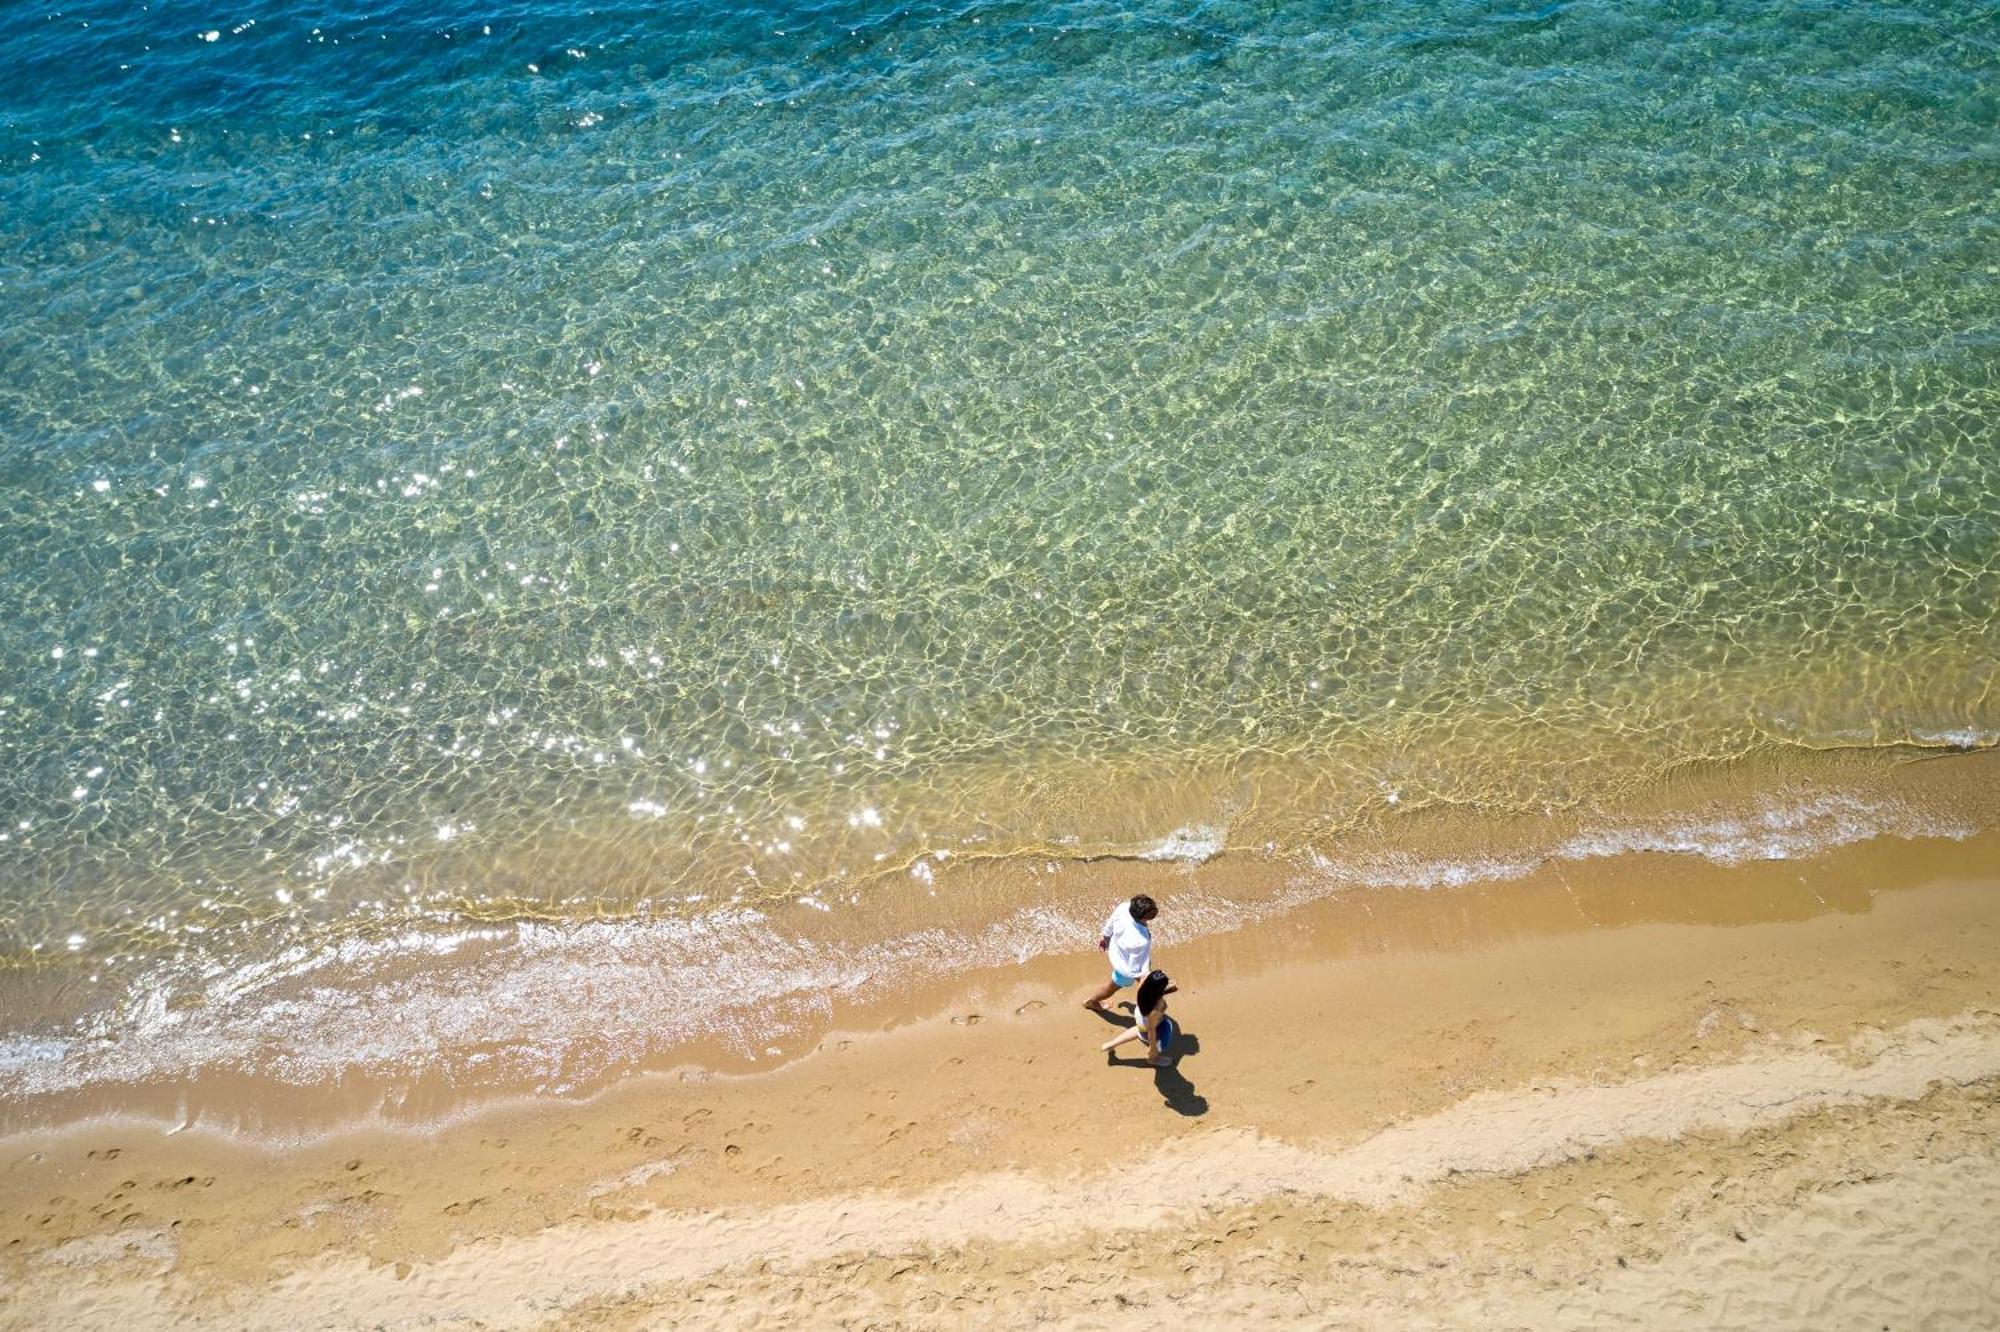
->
xmin=1111 ymin=969 xmax=1136 ymax=988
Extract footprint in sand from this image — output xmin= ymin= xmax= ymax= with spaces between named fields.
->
xmin=950 ymin=1014 xmax=983 ymax=1026
xmin=1014 ymin=1000 xmax=1046 ymax=1015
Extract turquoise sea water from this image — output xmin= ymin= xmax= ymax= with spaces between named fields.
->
xmin=1 ymin=0 xmax=1996 ymax=1110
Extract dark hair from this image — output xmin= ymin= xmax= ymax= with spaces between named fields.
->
xmin=1130 ymin=894 xmax=1158 ymax=922
xmin=1136 ymin=969 xmax=1171 ymax=1016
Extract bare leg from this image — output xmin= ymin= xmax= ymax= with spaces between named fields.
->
xmin=1082 ymin=978 xmax=1118 ymax=1011
xmin=1101 ymin=1025 xmax=1144 ymax=1052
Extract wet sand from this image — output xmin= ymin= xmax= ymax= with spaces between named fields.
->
xmin=4 ymin=796 xmax=1998 ymax=1329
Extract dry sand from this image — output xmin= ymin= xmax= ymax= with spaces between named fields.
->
xmin=3 ymin=827 xmax=1998 ymax=1329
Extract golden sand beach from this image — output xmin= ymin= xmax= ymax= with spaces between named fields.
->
xmin=3 ymin=752 xmax=1997 ymax=1329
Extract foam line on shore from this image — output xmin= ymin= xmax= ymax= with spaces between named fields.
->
xmin=0 ymin=786 xmax=1972 ymax=1117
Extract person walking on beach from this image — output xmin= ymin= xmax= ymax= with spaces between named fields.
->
xmin=1084 ymin=894 xmax=1158 ymax=1013
xmin=1102 ymin=969 xmax=1177 ymax=1067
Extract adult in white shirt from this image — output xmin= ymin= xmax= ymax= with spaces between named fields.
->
xmin=1083 ymin=894 xmax=1159 ymax=1013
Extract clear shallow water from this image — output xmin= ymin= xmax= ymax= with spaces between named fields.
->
xmin=0 ymin=0 xmax=1996 ymax=1055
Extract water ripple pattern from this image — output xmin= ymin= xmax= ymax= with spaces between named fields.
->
xmin=0 ymin=0 xmax=1996 ymax=971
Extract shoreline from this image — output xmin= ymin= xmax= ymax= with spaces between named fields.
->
xmin=3 ymin=742 xmax=1993 ymax=1141
xmin=4 ymin=817 xmax=1999 ymax=1327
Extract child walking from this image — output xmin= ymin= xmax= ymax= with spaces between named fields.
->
xmin=1102 ymin=969 xmax=1177 ymax=1067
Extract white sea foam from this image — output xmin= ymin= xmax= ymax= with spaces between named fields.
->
xmin=1909 ymin=727 xmax=2000 ymax=751
xmin=0 ymin=901 xmax=1063 ymax=1105
xmin=1300 ymin=792 xmax=1972 ymax=892
xmin=1139 ymin=825 xmax=1226 ymax=864
xmin=0 ymin=1036 xmax=72 ymax=1076
xmin=1547 ymin=793 xmax=1963 ymax=867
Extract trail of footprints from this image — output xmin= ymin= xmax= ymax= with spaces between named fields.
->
xmin=7 ymin=1145 xmax=222 ymax=1259
xmin=12 ymin=992 xmax=1070 ymax=1266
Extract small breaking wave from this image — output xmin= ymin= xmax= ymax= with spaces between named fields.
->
xmin=1300 ymin=791 xmax=1972 ymax=892
xmin=1138 ymin=825 xmax=1227 ymax=864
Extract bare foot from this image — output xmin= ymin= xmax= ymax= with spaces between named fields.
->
xmin=1083 ymin=999 xmax=1107 ymax=1012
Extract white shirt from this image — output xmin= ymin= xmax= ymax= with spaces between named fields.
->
xmin=1101 ymin=902 xmax=1152 ymax=980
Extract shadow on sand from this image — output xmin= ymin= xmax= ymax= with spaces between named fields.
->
xmin=1108 ymin=1031 xmax=1207 ymax=1116
xmin=1085 ymin=1001 xmax=1135 ymax=1028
